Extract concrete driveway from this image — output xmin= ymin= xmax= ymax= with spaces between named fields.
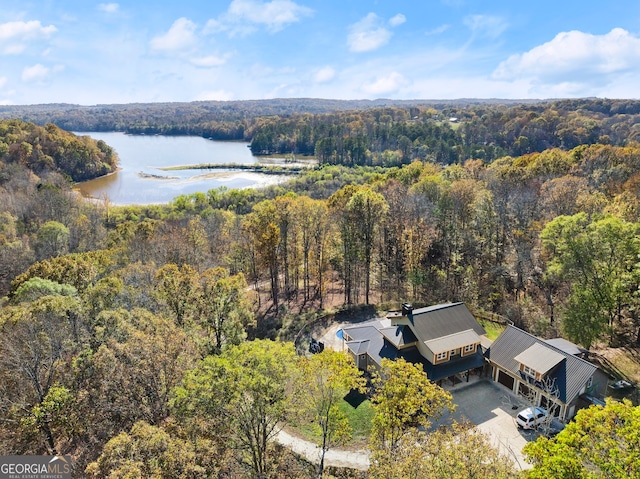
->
xmin=438 ymin=380 xmax=536 ymax=471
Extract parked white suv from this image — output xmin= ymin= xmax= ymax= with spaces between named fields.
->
xmin=515 ymin=407 xmax=548 ymax=429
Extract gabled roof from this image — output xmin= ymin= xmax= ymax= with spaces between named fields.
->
xmin=514 ymin=343 xmax=565 ymax=375
xmin=342 ymin=321 xmax=400 ymax=367
xmin=424 ymin=329 xmax=481 ymax=354
xmin=345 ymin=339 xmax=370 ymax=355
xmin=342 ymin=306 xmax=487 ymax=379
xmin=409 ymin=302 xmax=486 ymax=342
xmin=378 ymin=325 xmax=418 ymax=348
xmin=486 ymin=325 xmax=597 ymax=403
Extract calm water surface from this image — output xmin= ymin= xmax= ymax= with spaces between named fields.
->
xmin=76 ymin=132 xmax=291 ymax=205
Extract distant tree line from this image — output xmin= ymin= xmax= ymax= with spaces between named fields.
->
xmin=4 ymin=99 xmax=640 ymax=165
xmin=248 ymin=99 xmax=640 ymax=166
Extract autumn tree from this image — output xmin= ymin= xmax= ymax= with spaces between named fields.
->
xmin=328 ymin=185 xmax=360 ymax=304
xmin=295 ymin=196 xmax=331 ymax=306
xmin=243 ymin=200 xmax=281 ymax=310
xmin=12 ymin=277 xmax=77 ymax=303
xmin=369 ymin=422 xmax=518 ymax=479
xmin=10 ymin=250 xmax=114 ymax=296
xmin=85 ymin=421 xmax=208 ymax=479
xmin=347 ymin=187 xmax=388 ymax=304
xmin=155 ymin=263 xmax=198 ymax=327
xmin=0 ymin=295 xmax=84 ymax=454
xmin=194 ymin=267 xmax=254 ymax=355
xmin=296 ymin=350 xmax=366 ymax=478
xmin=171 ymin=340 xmax=297 ymax=479
xmin=328 ymin=185 xmax=388 ymax=304
xmin=76 ymin=308 xmax=198 ymax=437
xmin=274 ymin=194 xmax=299 ymax=299
xmin=0 ymin=211 xmax=34 ymax=296
xmin=524 ymin=399 xmax=640 ymax=478
xmin=369 ymin=358 xmax=453 ymax=453
xmin=541 ymin=213 xmax=640 ymax=347
xmin=34 ymin=220 xmax=70 ymax=260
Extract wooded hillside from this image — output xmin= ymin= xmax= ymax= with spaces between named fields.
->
xmin=0 ymin=119 xmax=118 ymax=182
xmin=1 ymin=100 xmax=640 ymax=477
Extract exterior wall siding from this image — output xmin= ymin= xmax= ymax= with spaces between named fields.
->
xmin=491 ymin=363 xmax=571 ymax=420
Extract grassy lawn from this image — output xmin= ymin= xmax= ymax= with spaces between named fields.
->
xmin=479 ymin=318 xmax=506 ymax=341
xmin=606 ymin=349 xmax=640 ymax=405
xmin=291 ymin=397 xmax=374 ymax=447
xmin=338 ymin=398 xmax=373 ymax=444
xmin=608 ymin=350 xmax=640 ymax=383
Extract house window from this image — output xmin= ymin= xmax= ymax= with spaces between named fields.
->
xmin=436 ymin=351 xmax=448 ymax=361
xmin=450 ymin=348 xmax=460 ymax=357
xmin=586 ymin=376 xmax=593 ymax=389
xmin=522 ymin=365 xmax=536 ymax=377
xmin=463 ymin=344 xmax=475 ymax=353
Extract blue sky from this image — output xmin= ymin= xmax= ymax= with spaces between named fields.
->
xmin=1 ymin=0 xmax=639 ymax=105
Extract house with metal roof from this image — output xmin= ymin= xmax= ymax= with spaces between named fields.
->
xmin=486 ymin=325 xmax=608 ymax=421
xmin=341 ymin=302 xmax=488 ymax=383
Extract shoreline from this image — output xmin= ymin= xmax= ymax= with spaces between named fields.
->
xmin=74 ymin=170 xmax=294 ymax=207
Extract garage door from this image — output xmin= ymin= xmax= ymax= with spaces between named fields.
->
xmin=497 ymin=370 xmax=515 ymax=391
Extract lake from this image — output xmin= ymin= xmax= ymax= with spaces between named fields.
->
xmin=75 ymin=132 xmax=295 ymax=205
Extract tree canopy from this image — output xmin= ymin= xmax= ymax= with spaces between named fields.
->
xmin=524 ymin=399 xmax=640 ymax=478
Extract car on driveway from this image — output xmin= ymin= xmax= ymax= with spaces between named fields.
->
xmin=515 ymin=407 xmax=548 ymax=429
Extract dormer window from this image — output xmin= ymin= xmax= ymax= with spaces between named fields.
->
xmin=464 ymin=344 xmax=475 ymax=353
xmin=514 ymin=343 xmax=565 ymax=381
xmin=436 ymin=351 xmax=448 ymax=361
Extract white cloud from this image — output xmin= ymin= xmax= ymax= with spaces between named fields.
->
xmin=0 ymin=20 xmax=57 ymax=55
xmin=204 ymin=19 xmax=225 ymax=35
xmin=313 ymin=66 xmax=336 ymax=83
xmin=363 ymin=71 xmax=406 ymax=95
xmin=210 ymin=0 xmax=314 ymax=35
xmin=150 ymin=18 xmax=197 ymax=53
xmin=493 ymin=28 xmax=640 ymax=87
xmin=425 ymin=24 xmax=450 ymax=36
xmin=98 ymin=3 xmax=119 ymax=13
xmin=463 ymin=14 xmax=507 ymax=39
xmin=22 ymin=63 xmax=50 ymax=82
xmin=190 ymin=54 xmax=229 ymax=67
xmin=348 ymin=13 xmax=392 ymax=53
xmin=389 ymin=14 xmax=406 ymax=27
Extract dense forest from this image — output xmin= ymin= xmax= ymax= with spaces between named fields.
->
xmin=3 ymin=98 xmax=640 ymax=164
xmin=0 ymin=98 xmax=533 ymax=135
xmin=1 ymin=99 xmax=640 ymax=478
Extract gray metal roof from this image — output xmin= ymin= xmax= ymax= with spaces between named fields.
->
xmin=342 ymin=321 xmax=383 ymax=342
xmin=409 ymin=302 xmax=486 ymax=342
xmin=378 ymin=325 xmax=418 ymax=348
xmin=544 ymin=338 xmax=587 ymax=357
xmin=342 ymin=321 xmax=400 ymax=367
xmin=342 ymin=309 xmax=487 ymax=380
xmin=514 ymin=343 xmax=565 ymax=375
xmin=424 ymin=329 xmax=481 ymax=354
xmin=486 ymin=325 xmax=597 ymax=403
xmin=345 ymin=340 xmax=370 ymax=355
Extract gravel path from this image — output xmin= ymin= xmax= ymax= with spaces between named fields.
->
xmin=275 ymin=428 xmax=370 ymax=471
